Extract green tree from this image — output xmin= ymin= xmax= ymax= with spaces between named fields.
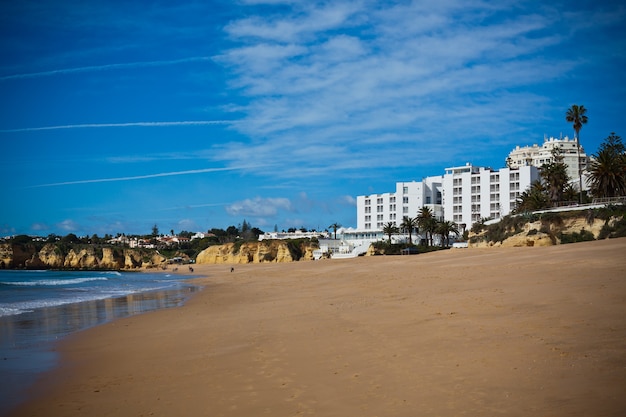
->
xmin=382 ymin=221 xmax=399 ymax=244
xmin=588 ymin=132 xmax=626 ymax=198
xmin=436 ymin=220 xmax=460 ymax=247
xmin=565 ymin=104 xmax=588 ymax=203
xmin=328 ymin=223 xmax=341 ymax=240
xmin=151 ymin=224 xmax=159 ymax=237
xmin=416 ymin=206 xmax=437 ymax=246
xmin=541 ymin=146 xmax=570 ymax=205
xmin=515 ymin=180 xmax=550 ymax=212
xmin=400 ymin=216 xmax=418 ymax=245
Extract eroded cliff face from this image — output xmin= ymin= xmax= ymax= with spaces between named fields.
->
xmin=196 ymin=240 xmax=315 ymax=264
xmin=469 ymin=215 xmax=619 ymax=248
xmin=0 ymin=243 xmax=165 ymax=270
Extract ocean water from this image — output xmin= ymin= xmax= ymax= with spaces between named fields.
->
xmin=0 ymin=269 xmax=200 ymax=415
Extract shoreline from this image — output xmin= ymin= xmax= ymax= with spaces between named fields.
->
xmin=0 ymin=271 xmax=201 ymax=416
xmin=8 ymin=239 xmax=626 ymax=416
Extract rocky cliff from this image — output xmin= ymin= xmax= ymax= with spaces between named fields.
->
xmin=469 ymin=210 xmax=625 ymax=248
xmin=0 ymin=243 xmax=167 ymax=270
xmin=195 ymin=240 xmax=317 ymax=264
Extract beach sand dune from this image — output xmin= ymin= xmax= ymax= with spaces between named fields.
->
xmin=10 ymin=239 xmax=626 ymax=416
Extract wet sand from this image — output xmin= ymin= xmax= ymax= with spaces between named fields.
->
xmin=9 ymin=238 xmax=626 ymax=416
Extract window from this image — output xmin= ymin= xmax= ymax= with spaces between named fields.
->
xmin=403 ymin=186 xmax=408 ymax=194
xmin=403 ymin=196 xmax=409 ymax=204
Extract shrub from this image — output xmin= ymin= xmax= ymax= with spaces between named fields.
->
xmin=540 ymin=212 xmax=563 ymax=226
xmin=558 ymin=229 xmax=595 ymax=244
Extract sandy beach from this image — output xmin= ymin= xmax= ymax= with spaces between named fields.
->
xmin=9 ymin=238 xmax=626 ymax=417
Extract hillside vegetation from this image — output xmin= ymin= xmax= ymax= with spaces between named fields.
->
xmin=469 ymin=204 xmax=626 ymax=247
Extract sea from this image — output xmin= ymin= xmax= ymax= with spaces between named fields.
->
xmin=0 ymin=269 xmax=200 ymax=415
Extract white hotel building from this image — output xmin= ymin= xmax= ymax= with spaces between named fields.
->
xmin=507 ymin=136 xmax=588 ymax=190
xmin=355 ymin=164 xmax=539 ymax=233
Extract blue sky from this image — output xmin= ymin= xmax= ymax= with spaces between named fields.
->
xmin=1 ymin=0 xmax=625 ymax=237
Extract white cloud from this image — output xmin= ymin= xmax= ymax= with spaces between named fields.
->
xmin=211 ymin=0 xmax=606 ymax=175
xmin=0 ymin=57 xmax=212 ymax=81
xmin=1 ymin=120 xmax=235 ymax=133
xmin=56 ymin=219 xmax=80 ymax=232
xmin=30 ymin=222 xmax=50 ymax=231
xmin=30 ymin=166 xmax=258 ymax=188
xmin=225 ymin=197 xmax=292 ymax=217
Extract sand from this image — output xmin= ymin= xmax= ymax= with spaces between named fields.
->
xmin=9 ymin=238 xmax=626 ymax=417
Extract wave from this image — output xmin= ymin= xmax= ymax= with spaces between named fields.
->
xmin=1 ymin=277 xmax=109 ymax=286
xmin=0 ymin=283 xmax=183 ymax=317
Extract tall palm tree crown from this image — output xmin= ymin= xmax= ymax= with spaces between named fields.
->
xmin=382 ymin=221 xmax=399 ymax=244
xmin=588 ymin=132 xmax=626 ymax=198
xmin=436 ymin=221 xmax=460 ymax=247
xmin=400 ymin=216 xmax=418 ymax=245
xmin=416 ymin=206 xmax=436 ymax=246
xmin=328 ymin=223 xmax=341 ymax=240
xmin=565 ymin=104 xmax=588 ymax=203
xmin=540 ymin=146 xmax=570 ymax=204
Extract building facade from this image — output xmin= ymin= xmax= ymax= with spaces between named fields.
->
xmin=355 ymin=164 xmax=539 ymax=233
xmin=442 ymin=164 xmax=539 ymax=225
xmin=507 ymin=136 xmax=588 ymax=190
xmin=356 ymin=175 xmax=443 ymax=231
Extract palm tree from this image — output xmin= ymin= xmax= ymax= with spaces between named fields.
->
xmin=540 ymin=146 xmax=570 ymax=205
xmin=436 ymin=221 xmax=460 ymax=247
xmin=514 ymin=180 xmax=550 ymax=213
xmin=416 ymin=206 xmax=436 ymax=246
xmin=400 ymin=216 xmax=418 ymax=245
xmin=565 ymin=104 xmax=588 ymax=203
xmin=328 ymin=223 xmax=341 ymax=240
xmin=588 ymin=132 xmax=626 ymax=198
xmin=382 ymin=221 xmax=399 ymax=244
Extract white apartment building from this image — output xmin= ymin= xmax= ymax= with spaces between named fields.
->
xmin=507 ymin=136 xmax=588 ymax=190
xmin=356 ymin=175 xmax=443 ymax=231
xmin=355 ymin=164 xmax=539 ymax=234
xmin=442 ymin=164 xmax=539 ymax=225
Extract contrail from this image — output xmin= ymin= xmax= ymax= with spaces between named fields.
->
xmin=1 ymin=120 xmax=237 ymax=133
xmin=0 ymin=56 xmax=213 ymax=81
xmin=29 ymin=166 xmax=254 ymax=188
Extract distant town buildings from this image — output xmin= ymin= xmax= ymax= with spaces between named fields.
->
xmin=259 ymin=230 xmax=329 ymax=240
xmin=107 ymin=234 xmax=194 ymax=248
